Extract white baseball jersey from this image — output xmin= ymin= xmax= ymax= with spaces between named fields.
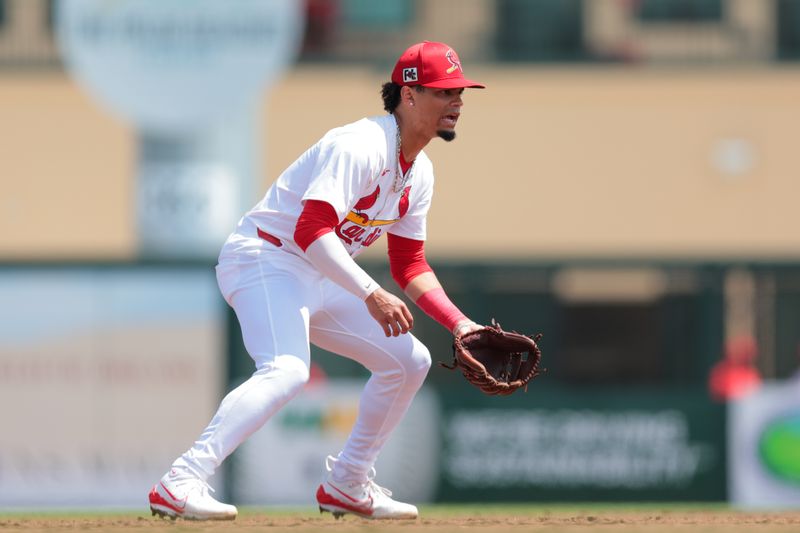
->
xmin=220 ymin=114 xmax=434 ymax=263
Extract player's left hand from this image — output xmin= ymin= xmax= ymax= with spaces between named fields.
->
xmin=365 ymin=288 xmax=415 ymax=337
xmin=442 ymin=320 xmax=544 ymax=395
xmin=452 ymin=320 xmax=482 ymax=337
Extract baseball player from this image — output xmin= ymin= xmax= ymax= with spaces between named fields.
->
xmin=148 ymin=41 xmax=484 ymax=521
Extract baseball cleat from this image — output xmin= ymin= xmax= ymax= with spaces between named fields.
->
xmin=148 ymin=468 xmax=237 ymax=521
xmin=316 ymin=455 xmax=418 ymax=520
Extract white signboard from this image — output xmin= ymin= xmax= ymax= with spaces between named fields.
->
xmin=730 ymin=380 xmax=800 ymax=509
xmin=56 ymin=0 xmax=304 ymax=257
xmin=0 ymin=268 xmax=225 ymax=508
xmin=56 ymin=0 xmax=304 ymax=132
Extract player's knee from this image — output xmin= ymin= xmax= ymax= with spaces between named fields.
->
xmin=419 ymin=345 xmax=433 ymax=373
xmin=283 ymin=359 xmax=311 ymax=391
xmin=405 ymin=344 xmax=432 ymax=381
xmin=370 ymin=342 xmax=430 ymax=386
xmin=263 ymin=354 xmax=310 ymax=393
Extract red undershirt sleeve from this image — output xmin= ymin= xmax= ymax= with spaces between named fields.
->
xmin=387 ymin=233 xmax=433 ymax=289
xmin=298 ymin=200 xmax=380 ymax=299
xmin=387 ymin=233 xmax=467 ymax=333
xmin=294 ymin=199 xmax=339 ymax=252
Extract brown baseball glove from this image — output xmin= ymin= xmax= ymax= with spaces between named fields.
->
xmin=440 ymin=320 xmax=543 ymax=395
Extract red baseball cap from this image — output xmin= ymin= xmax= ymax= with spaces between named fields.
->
xmin=391 ymin=41 xmax=485 ymax=89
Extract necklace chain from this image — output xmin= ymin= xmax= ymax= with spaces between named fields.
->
xmin=393 ymin=121 xmax=413 ymax=193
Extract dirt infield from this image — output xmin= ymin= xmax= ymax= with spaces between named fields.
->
xmin=2 ymin=507 xmax=800 ymax=533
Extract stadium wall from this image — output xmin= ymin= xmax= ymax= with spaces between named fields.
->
xmin=2 ymin=66 xmax=800 ymax=261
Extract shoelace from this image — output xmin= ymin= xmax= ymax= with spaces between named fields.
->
xmin=325 ymin=455 xmax=392 ymax=497
xmin=366 ymin=479 xmax=392 ymax=498
xmin=170 ymin=474 xmax=216 ymax=497
xmin=365 ymin=467 xmax=392 ymax=497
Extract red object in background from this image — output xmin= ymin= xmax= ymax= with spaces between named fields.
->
xmin=304 ymin=0 xmax=339 ymax=55
xmin=306 ymin=361 xmax=329 ymax=389
xmin=708 ymin=336 xmax=762 ymax=402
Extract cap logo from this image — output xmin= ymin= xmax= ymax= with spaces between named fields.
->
xmin=402 ymin=67 xmax=418 ymax=83
xmin=445 ymin=49 xmax=461 ymax=74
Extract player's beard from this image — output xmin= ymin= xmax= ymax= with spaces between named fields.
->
xmin=437 ymin=130 xmax=456 ymax=142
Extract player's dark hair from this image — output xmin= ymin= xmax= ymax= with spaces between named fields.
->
xmin=381 ymin=82 xmax=424 ymax=113
xmin=381 ymin=82 xmax=402 ymax=113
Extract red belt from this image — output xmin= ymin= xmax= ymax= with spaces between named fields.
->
xmin=257 ymin=227 xmax=283 ymax=247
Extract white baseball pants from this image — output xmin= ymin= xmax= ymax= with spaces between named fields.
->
xmin=173 ymin=247 xmax=432 ymax=484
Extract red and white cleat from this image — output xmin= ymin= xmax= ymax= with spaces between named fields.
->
xmin=148 ymin=468 xmax=237 ymax=521
xmin=316 ymin=456 xmax=418 ymax=520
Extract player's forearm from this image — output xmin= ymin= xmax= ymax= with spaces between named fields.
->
xmin=406 ymin=272 xmax=474 ymax=335
xmin=403 ymin=271 xmax=440 ymax=300
xmin=389 ymin=234 xmax=473 ymax=334
xmin=304 ymin=232 xmax=380 ymax=300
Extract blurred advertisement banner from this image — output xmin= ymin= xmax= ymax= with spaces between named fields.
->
xmin=436 ymin=386 xmax=726 ymax=502
xmin=0 ymin=267 xmax=224 ymax=508
xmin=730 ymin=380 xmax=800 ymax=509
xmin=446 ymin=410 xmax=710 ymax=488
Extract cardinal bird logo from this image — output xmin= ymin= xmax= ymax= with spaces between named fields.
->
xmin=445 ymin=49 xmax=461 ymax=74
xmin=339 ymin=183 xmax=407 ymax=234
xmin=354 ymin=185 xmax=380 ymax=211
xmin=398 ymin=186 xmax=411 ymax=218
